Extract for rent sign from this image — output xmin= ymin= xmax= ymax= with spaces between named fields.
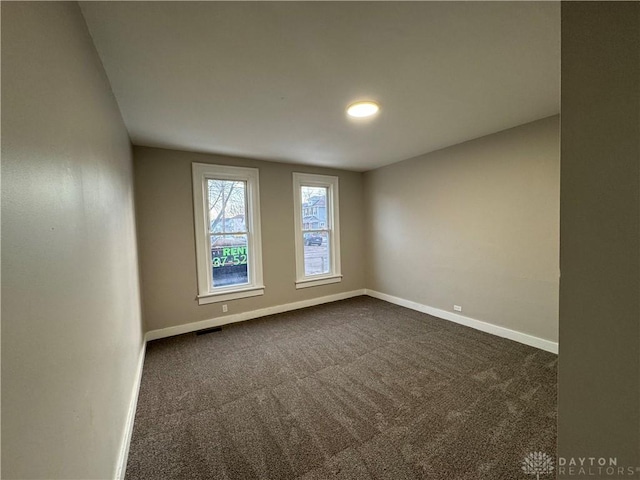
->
xmin=212 ymin=246 xmax=248 ymax=268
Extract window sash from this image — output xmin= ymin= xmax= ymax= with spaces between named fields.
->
xmin=205 ymin=180 xmax=252 ymax=291
xmin=207 ymin=178 xmax=248 ymax=234
xmin=292 ymin=173 xmax=341 ymax=288
xmin=192 ymin=163 xmax=264 ymax=303
xmin=209 ymin=230 xmax=249 ymax=236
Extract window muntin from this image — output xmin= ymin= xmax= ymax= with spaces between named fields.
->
xmin=192 ymin=164 xmax=263 ymax=304
xmin=293 ymin=173 xmax=341 ymax=288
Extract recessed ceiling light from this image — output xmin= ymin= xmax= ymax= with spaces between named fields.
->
xmin=346 ymin=101 xmax=380 ymax=118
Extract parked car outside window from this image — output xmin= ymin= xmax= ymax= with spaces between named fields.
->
xmin=303 ymin=233 xmax=323 ymax=246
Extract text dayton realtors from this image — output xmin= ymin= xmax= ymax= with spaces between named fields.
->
xmin=558 ymin=457 xmax=638 ymax=477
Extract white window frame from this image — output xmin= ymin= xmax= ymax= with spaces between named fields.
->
xmin=293 ymin=172 xmax=342 ymax=289
xmin=192 ymin=163 xmax=264 ymax=305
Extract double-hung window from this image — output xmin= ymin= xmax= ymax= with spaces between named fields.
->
xmin=293 ymin=173 xmax=341 ymax=289
xmin=192 ymin=163 xmax=264 ymax=304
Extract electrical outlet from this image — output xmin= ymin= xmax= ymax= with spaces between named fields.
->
xmin=453 ymin=305 xmax=462 ymax=312
xmin=222 ymin=304 xmax=228 ymax=313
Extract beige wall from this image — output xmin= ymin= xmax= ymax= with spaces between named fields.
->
xmin=364 ymin=116 xmax=560 ymax=342
xmin=134 ymin=147 xmax=365 ymax=332
xmin=558 ymin=2 xmax=640 ymax=473
xmin=1 ymin=3 xmax=143 ymax=479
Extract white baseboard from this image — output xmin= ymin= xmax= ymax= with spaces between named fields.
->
xmin=114 ymin=340 xmax=147 ymax=480
xmin=365 ymin=289 xmax=558 ymax=354
xmin=144 ymin=287 xmax=558 ymax=353
xmin=145 ymin=289 xmax=367 ymax=341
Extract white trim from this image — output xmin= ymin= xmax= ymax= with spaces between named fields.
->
xmin=114 ymin=341 xmax=147 ymax=480
xmin=146 ymin=289 xmax=366 ymax=341
xmin=292 ymin=173 xmax=341 ymax=285
xmin=295 ymin=275 xmax=342 ymax=289
xmin=197 ymin=286 xmax=265 ymax=304
xmin=364 ymin=289 xmax=558 ymax=354
xmin=191 ymin=163 xmax=264 ymax=301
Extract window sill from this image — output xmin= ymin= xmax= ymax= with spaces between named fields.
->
xmin=295 ymin=275 xmax=342 ymax=289
xmin=197 ymin=286 xmax=265 ymax=305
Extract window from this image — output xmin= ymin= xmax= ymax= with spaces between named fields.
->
xmin=192 ymin=163 xmax=263 ymax=304
xmin=293 ymin=173 xmax=341 ymax=288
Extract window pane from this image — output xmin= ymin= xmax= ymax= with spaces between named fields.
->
xmin=210 ymin=234 xmax=249 ymax=287
xmin=301 ymin=186 xmax=327 ymax=231
xmin=303 ymin=231 xmax=330 ymax=276
xmin=208 ymin=179 xmax=247 ymax=234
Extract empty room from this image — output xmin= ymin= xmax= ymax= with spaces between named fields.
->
xmin=2 ymin=2 xmax=639 ymax=480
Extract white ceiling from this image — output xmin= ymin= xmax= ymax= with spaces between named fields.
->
xmin=80 ymin=2 xmax=559 ymax=172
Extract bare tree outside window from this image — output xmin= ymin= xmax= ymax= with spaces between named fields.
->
xmin=207 ymin=179 xmax=249 ymax=287
xmin=208 ymin=179 xmax=246 ymax=234
xmin=192 ymin=163 xmax=263 ymax=303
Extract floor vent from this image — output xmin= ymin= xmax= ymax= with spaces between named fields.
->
xmin=195 ymin=326 xmax=222 ymax=336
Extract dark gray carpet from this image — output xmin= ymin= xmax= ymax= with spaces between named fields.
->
xmin=126 ymin=296 xmax=556 ymax=480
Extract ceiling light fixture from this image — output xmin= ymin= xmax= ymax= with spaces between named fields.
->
xmin=346 ymin=101 xmax=380 ymax=118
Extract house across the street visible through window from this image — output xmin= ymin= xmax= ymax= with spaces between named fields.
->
xmin=293 ymin=172 xmax=342 ymax=289
xmin=301 ymin=186 xmax=330 ymax=276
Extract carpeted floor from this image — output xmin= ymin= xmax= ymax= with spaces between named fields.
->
xmin=126 ymin=296 xmax=556 ymax=480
